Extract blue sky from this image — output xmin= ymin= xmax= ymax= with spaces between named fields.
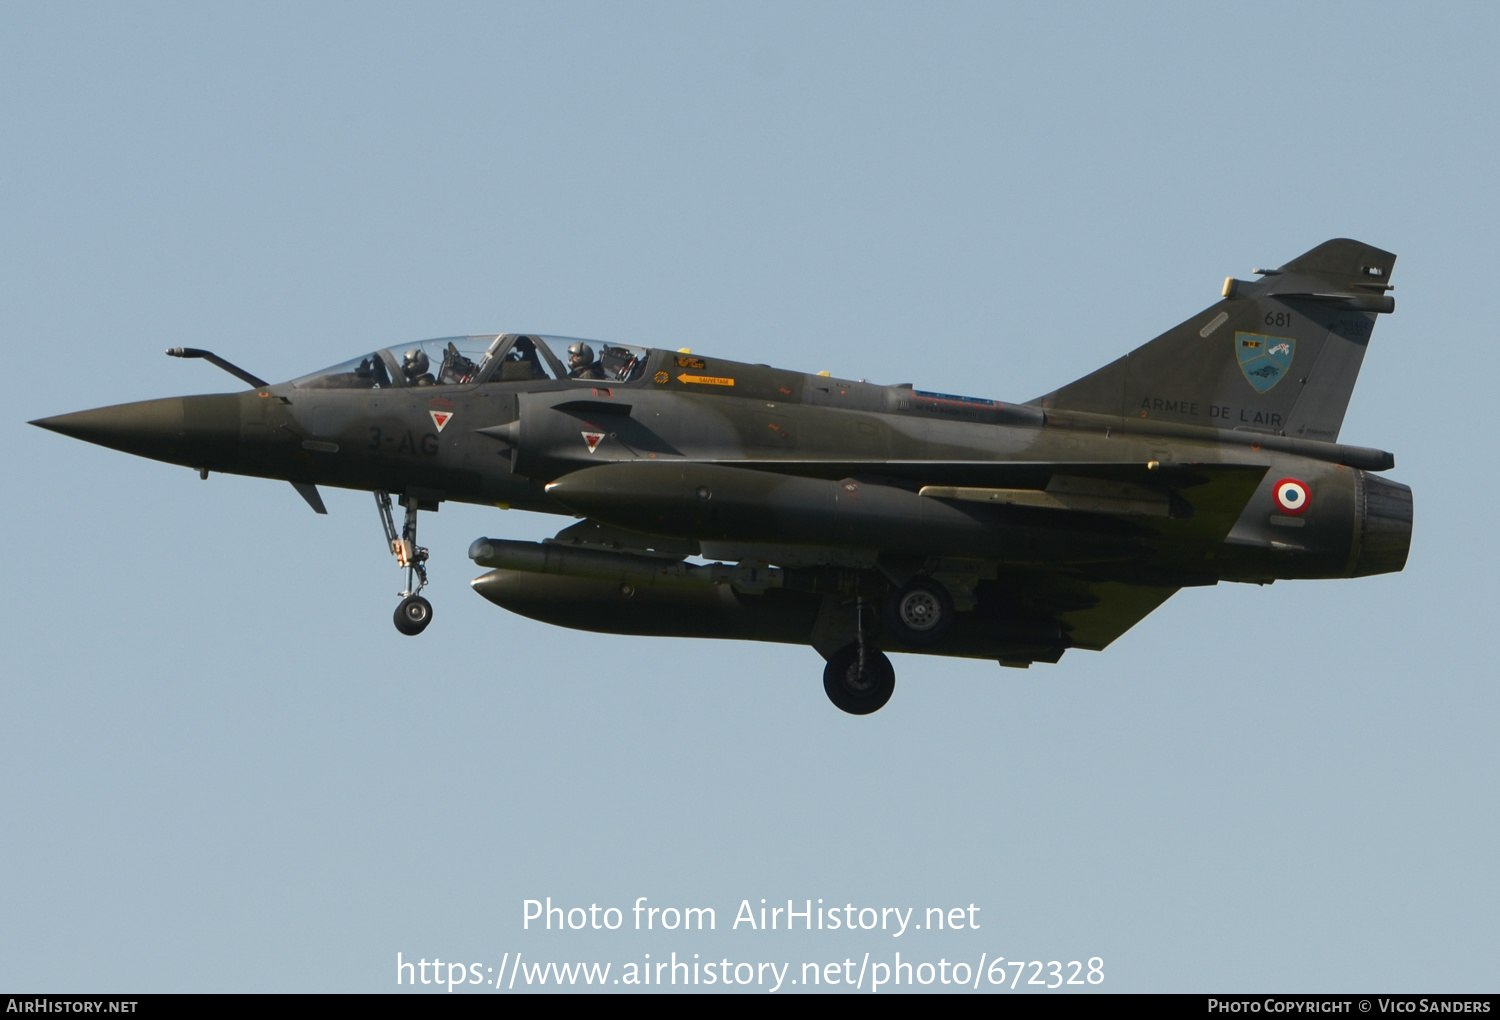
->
xmin=2 ymin=2 xmax=1496 ymax=992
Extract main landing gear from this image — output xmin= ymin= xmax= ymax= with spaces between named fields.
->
xmin=377 ymin=490 xmax=432 ymax=635
xmin=882 ymin=577 xmax=954 ymax=647
xmin=823 ymin=597 xmax=896 ymax=715
xmin=820 ymin=577 xmax=957 ymax=714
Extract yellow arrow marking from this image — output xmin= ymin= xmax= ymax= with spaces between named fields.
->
xmin=676 ymin=373 xmax=735 ymax=387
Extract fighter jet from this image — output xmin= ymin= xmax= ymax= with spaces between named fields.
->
xmin=32 ymin=239 xmax=1411 ymax=713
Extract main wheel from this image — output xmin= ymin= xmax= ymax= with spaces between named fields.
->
xmin=882 ymin=578 xmax=954 ymax=647
xmin=823 ymin=644 xmax=895 ymax=715
xmin=394 ymin=595 xmax=433 ymax=635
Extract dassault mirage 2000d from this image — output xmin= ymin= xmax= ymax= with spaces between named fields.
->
xmin=33 ymin=239 xmax=1411 ymax=714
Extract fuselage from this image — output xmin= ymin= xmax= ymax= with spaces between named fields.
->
xmin=28 ymin=236 xmax=1417 ymax=701
xmin=34 ymin=333 xmax=1411 ymax=589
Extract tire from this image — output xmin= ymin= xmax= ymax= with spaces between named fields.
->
xmin=394 ymin=595 xmax=433 ymax=636
xmin=882 ymin=578 xmax=954 ymax=647
xmin=822 ymin=644 xmax=895 ymax=715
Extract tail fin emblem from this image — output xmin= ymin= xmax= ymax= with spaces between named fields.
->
xmin=1236 ymin=332 xmax=1296 ymax=393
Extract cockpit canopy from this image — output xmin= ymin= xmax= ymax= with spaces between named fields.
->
xmin=291 ymin=334 xmax=651 ymax=389
xmin=292 ymin=336 xmax=500 ymax=390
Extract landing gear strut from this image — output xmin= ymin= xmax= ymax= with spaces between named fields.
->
xmin=377 ymin=490 xmax=432 ymax=635
xmin=823 ymin=596 xmax=895 ymax=714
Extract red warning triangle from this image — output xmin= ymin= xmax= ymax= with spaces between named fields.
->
xmin=581 ymin=431 xmax=605 ymax=453
xmin=429 ymin=410 xmax=453 ymax=432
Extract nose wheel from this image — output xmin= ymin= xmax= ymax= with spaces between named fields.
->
xmin=394 ymin=594 xmax=433 ymax=635
xmin=377 ymin=490 xmax=433 ymax=635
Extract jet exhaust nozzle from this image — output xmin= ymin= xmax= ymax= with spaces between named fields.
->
xmin=1350 ymin=471 xmax=1413 ymax=577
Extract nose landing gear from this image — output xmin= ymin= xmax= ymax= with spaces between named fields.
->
xmin=377 ymin=490 xmax=433 ymax=635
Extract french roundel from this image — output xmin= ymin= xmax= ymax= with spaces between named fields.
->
xmin=1273 ymin=478 xmax=1310 ymax=515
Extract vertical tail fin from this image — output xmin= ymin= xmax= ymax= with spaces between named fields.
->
xmin=1033 ymin=239 xmax=1396 ymax=440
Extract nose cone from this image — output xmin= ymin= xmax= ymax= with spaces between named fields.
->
xmin=32 ymin=398 xmax=185 ymax=450
xmin=31 ymin=394 xmax=242 ymax=468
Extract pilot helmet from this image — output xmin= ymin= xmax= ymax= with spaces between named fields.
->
xmin=402 ymin=348 xmax=430 ymax=377
xmin=567 ymin=342 xmax=594 ymax=369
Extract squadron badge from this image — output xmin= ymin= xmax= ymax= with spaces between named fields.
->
xmin=1235 ymin=332 xmax=1295 ymax=393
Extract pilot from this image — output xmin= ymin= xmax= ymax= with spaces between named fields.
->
xmin=402 ymin=348 xmax=435 ymax=386
xmin=568 ymin=342 xmax=605 ymax=380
